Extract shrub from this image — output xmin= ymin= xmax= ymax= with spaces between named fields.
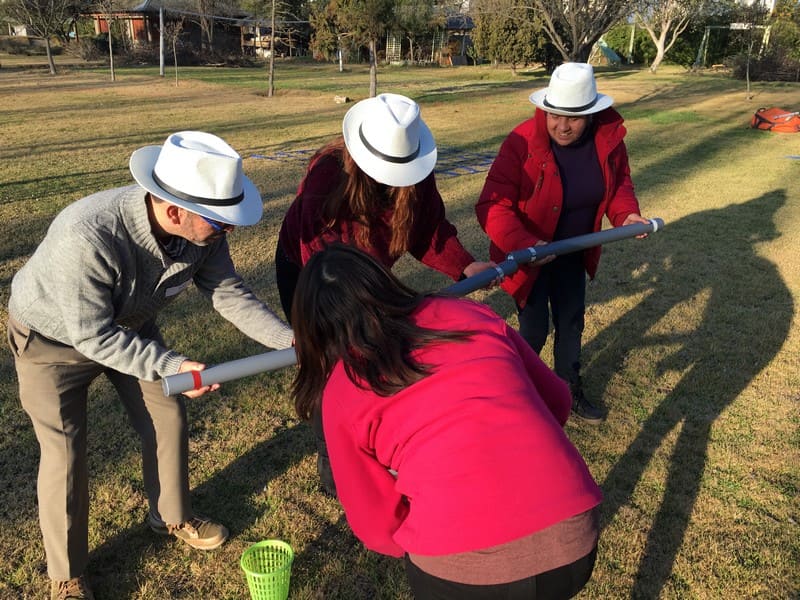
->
xmin=730 ymin=47 xmax=800 ymax=81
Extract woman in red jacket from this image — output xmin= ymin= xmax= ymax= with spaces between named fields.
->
xmin=476 ymin=62 xmax=650 ymax=424
xmin=291 ymin=243 xmax=603 ymax=599
xmin=277 ymin=93 xmax=493 ymax=495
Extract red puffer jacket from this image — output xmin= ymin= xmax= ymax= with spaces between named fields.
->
xmin=476 ymin=107 xmax=641 ymax=307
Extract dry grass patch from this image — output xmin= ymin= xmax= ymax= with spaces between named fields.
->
xmin=0 ymin=63 xmax=798 ymax=599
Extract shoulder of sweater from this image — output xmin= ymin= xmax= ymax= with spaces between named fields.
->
xmin=64 ymin=185 xmax=161 ymax=258
xmin=299 ymin=154 xmax=344 ymax=196
xmin=308 ymin=151 xmax=344 ymax=176
xmin=47 ymin=185 xmax=133 ymax=241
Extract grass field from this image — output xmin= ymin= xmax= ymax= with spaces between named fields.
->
xmin=0 ymin=58 xmax=798 ymax=599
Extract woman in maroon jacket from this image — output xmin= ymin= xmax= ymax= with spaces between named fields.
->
xmin=277 ymin=93 xmax=493 ymax=494
xmin=476 ymin=62 xmax=649 ymax=424
xmin=291 ymin=243 xmax=602 ymax=599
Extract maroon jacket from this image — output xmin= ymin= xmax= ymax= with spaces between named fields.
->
xmin=279 ymin=151 xmax=474 ymax=280
xmin=476 ymin=108 xmax=641 ymax=306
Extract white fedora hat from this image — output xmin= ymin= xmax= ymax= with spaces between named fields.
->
xmin=342 ymin=93 xmax=437 ymax=188
xmin=529 ymin=62 xmax=614 ymax=117
xmin=129 ymin=131 xmax=262 ymax=226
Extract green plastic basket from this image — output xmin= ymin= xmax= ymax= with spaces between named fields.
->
xmin=240 ymin=540 xmax=294 ymax=600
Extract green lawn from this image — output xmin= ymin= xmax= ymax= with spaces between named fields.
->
xmin=1 ymin=59 xmax=798 ymax=599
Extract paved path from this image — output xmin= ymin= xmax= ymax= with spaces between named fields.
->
xmin=250 ymin=147 xmax=497 ymax=179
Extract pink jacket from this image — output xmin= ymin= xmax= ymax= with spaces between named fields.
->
xmin=322 ymin=296 xmax=603 ymax=558
xmin=476 ymin=108 xmax=641 ymax=306
xmin=279 ymin=152 xmax=474 ymax=280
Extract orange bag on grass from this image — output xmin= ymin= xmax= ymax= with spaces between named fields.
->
xmin=750 ymin=107 xmax=800 ymax=133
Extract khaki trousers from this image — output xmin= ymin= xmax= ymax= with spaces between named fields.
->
xmin=7 ymin=317 xmax=191 ymax=580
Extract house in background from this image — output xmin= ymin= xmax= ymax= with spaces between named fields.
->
xmin=384 ymin=11 xmax=474 ymax=66
xmin=85 ymin=0 xmax=253 ymax=55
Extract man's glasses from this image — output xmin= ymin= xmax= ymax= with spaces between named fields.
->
xmin=200 ymin=215 xmax=232 ymax=232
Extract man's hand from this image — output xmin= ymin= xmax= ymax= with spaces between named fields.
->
xmin=178 ymin=360 xmax=221 ymax=398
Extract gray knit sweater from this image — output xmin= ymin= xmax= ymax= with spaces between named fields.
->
xmin=8 ymin=185 xmax=294 ymax=382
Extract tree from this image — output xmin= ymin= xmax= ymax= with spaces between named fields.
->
xmin=196 ymin=0 xmax=216 ymax=53
xmin=310 ymin=0 xmax=342 ymax=60
xmin=311 ymin=0 xmax=395 ymax=95
xmin=471 ymin=0 xmax=548 ymax=72
xmin=529 ymin=0 xmax=634 ymax=62
xmin=394 ymin=0 xmax=437 ymax=62
xmin=93 ymin=0 xmax=118 ymax=81
xmin=242 ymin=0 xmax=310 ymax=96
xmin=163 ymin=15 xmax=186 ymax=86
xmin=633 ymin=0 xmax=703 ymax=72
xmin=2 ymin=0 xmax=82 ymax=74
xmin=341 ymin=0 xmax=395 ymax=95
xmin=764 ymin=0 xmax=800 ymax=80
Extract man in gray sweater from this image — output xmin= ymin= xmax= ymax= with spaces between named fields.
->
xmin=7 ymin=131 xmax=295 ymax=600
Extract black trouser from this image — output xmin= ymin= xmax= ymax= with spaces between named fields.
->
xmin=404 ymin=545 xmax=597 ymax=600
xmin=275 ymin=242 xmax=337 ymax=496
xmin=516 ymin=253 xmax=586 ymax=385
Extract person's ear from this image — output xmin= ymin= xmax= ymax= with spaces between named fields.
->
xmin=164 ymin=203 xmax=184 ymax=225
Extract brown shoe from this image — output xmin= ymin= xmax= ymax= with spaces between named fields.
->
xmin=148 ymin=512 xmax=229 ymax=550
xmin=51 ymin=576 xmax=94 ymax=600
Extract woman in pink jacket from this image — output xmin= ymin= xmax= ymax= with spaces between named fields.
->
xmin=476 ymin=62 xmax=649 ymax=424
xmin=291 ymin=243 xmax=603 ymax=599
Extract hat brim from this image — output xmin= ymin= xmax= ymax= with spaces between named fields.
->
xmin=342 ymin=101 xmax=437 ymax=188
xmin=529 ymin=89 xmax=614 ymax=117
xmin=129 ymin=145 xmax=263 ymax=226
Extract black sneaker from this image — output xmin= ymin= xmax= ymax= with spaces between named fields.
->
xmin=569 ymin=382 xmax=604 ymax=424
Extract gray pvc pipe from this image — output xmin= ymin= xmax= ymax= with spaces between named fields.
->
xmin=443 ymin=218 xmax=663 ymax=296
xmin=161 ymin=218 xmax=663 ymax=396
xmin=161 ymin=347 xmax=297 ymax=396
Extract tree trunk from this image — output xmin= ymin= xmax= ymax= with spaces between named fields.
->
xmin=369 ymin=39 xmax=377 ymax=97
xmin=159 ymin=6 xmax=165 ymax=77
xmin=45 ymin=37 xmax=57 ymax=75
xmin=574 ymin=45 xmax=591 ymax=62
xmin=107 ymin=21 xmax=116 ymax=82
xmin=173 ymin=38 xmax=179 ymax=86
xmin=649 ymin=46 xmax=665 ymax=72
xmin=268 ymin=0 xmax=276 ymax=97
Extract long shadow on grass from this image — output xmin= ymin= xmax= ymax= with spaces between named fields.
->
xmin=582 ymin=191 xmax=792 ymax=597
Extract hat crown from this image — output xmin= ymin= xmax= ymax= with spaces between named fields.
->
xmin=341 ymin=92 xmax=437 ymax=187
xmin=152 ymin=131 xmax=244 ymax=202
xmin=544 ymin=62 xmax=598 ymax=110
xmin=358 ymin=94 xmax=421 ymax=161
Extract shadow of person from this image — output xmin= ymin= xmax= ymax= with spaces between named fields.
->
xmin=580 ymin=191 xmax=792 ymax=597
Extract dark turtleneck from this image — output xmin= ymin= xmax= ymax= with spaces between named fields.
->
xmin=550 ymin=124 xmax=604 ymax=241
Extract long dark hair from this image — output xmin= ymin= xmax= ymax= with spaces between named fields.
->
xmin=291 ymin=243 xmax=471 ymax=420
xmin=316 ymin=137 xmax=420 ymax=259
